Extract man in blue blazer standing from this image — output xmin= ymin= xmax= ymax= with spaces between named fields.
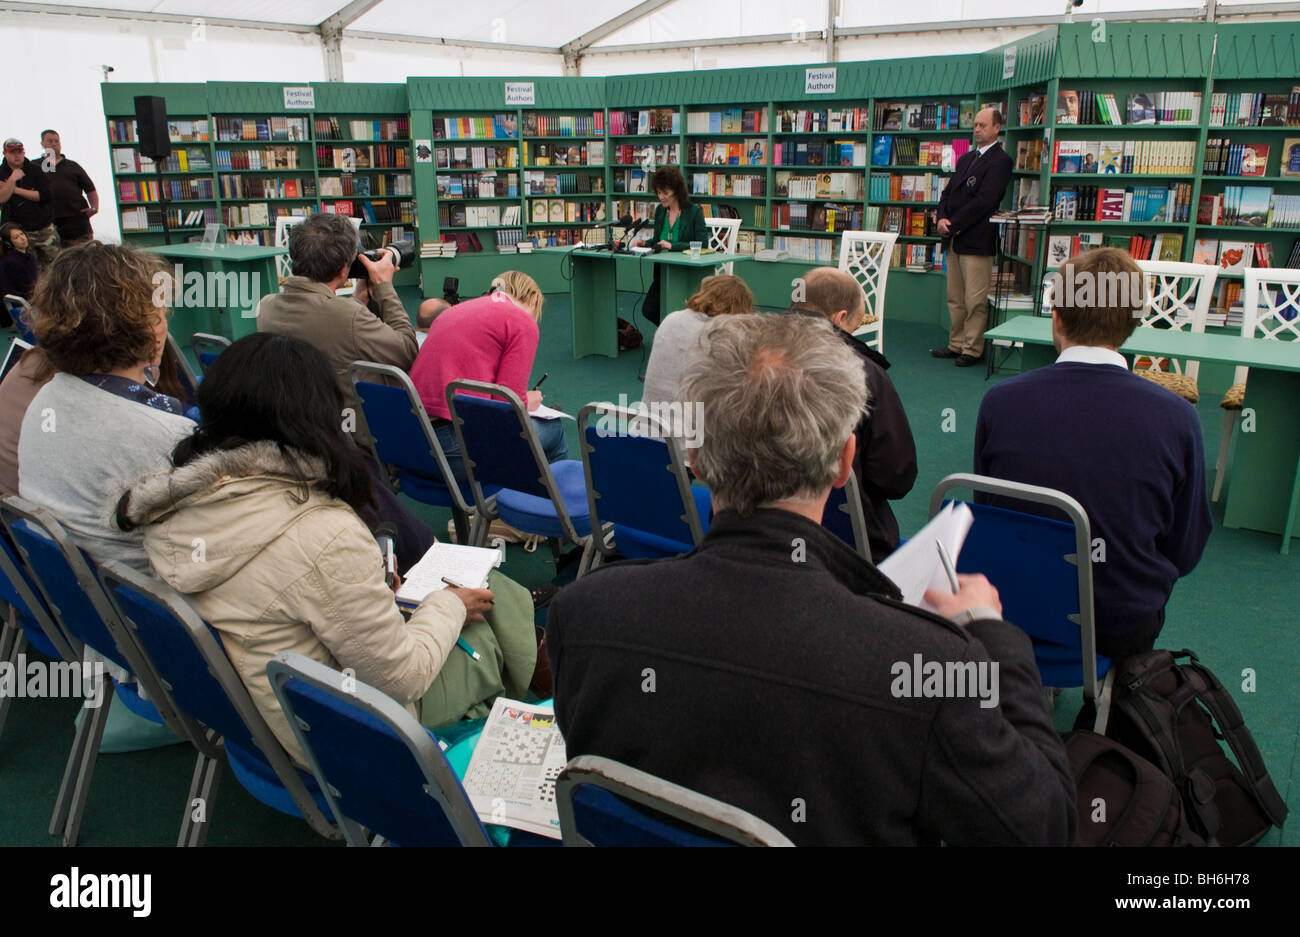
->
xmin=932 ymin=107 xmax=1013 ymax=367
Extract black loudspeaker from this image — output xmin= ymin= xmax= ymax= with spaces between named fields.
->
xmin=134 ymin=95 xmax=171 ymax=161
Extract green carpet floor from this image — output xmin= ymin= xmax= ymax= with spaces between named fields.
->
xmin=1 ymin=291 xmax=1296 ymax=846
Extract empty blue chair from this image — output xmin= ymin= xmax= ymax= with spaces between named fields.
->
xmin=190 ymin=332 xmax=230 ymax=377
xmin=820 ymin=469 xmax=871 ymax=562
xmin=576 ymin=402 xmax=710 ymax=575
xmin=0 ymin=497 xmax=192 ymax=845
xmin=97 ymin=559 xmax=341 ymax=844
xmin=555 ymin=755 xmax=793 ymax=847
xmin=446 ymin=379 xmax=591 ymax=550
xmin=928 ymin=473 xmax=1111 ymax=704
xmin=4 ymin=294 xmax=36 ymax=345
xmin=267 ymin=651 xmax=492 ymax=847
xmin=349 ymin=361 xmax=487 ymax=544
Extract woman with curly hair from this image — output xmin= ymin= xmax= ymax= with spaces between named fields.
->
xmin=17 ymin=241 xmax=193 ymax=569
xmin=635 ymin=166 xmax=708 ymax=325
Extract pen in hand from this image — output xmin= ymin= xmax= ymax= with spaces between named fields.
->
xmin=936 ymin=540 xmax=960 ymax=595
xmin=532 ymin=372 xmax=549 ymax=391
xmin=441 ymin=576 xmax=484 ymax=660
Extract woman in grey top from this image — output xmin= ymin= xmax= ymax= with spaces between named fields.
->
xmin=642 ymin=273 xmax=754 ymax=418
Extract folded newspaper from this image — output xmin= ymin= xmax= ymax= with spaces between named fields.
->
xmin=461 ymin=697 xmax=568 ymax=839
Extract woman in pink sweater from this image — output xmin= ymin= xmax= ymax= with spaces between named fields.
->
xmin=410 ymin=271 xmax=566 ymax=482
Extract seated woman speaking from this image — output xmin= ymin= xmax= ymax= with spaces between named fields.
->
xmin=116 ymin=333 xmax=538 ymax=762
xmin=636 ymin=166 xmax=708 ymax=326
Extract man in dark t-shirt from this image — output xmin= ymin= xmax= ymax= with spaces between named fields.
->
xmin=0 ymin=138 xmax=56 ymax=265
xmin=40 ymin=130 xmax=97 ymax=245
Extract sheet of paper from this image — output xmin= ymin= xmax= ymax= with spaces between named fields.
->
xmin=530 ymin=403 xmax=573 ymax=421
xmin=461 ymin=697 xmax=567 ymax=840
xmin=396 ymin=541 xmax=504 ymax=607
xmin=416 ymin=330 xmax=428 ymax=347
xmin=877 ymin=502 xmax=974 ymax=611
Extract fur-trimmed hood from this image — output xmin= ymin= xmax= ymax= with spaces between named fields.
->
xmin=121 ymin=440 xmax=339 ymax=594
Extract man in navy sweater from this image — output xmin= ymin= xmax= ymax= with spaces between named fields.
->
xmin=974 ymin=247 xmax=1212 ymax=659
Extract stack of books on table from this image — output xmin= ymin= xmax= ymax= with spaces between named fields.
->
xmin=420 ymin=240 xmax=457 ymax=258
xmin=992 ymin=206 xmax=1053 ymax=225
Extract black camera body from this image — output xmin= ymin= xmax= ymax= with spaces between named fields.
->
xmin=348 ymin=239 xmax=415 ymax=279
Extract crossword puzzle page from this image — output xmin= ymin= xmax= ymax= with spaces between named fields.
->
xmin=461 ymin=697 xmax=568 ymax=839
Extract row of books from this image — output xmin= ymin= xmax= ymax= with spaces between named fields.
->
xmin=1014 ymin=139 xmax=1045 ymax=171
xmin=528 ymin=201 xmax=605 ymax=225
xmin=1052 ymin=184 xmax=1194 ymax=223
xmin=771 ymin=203 xmax=864 ymax=232
xmin=1192 ymin=238 xmax=1279 ymax=271
xmin=217 ymin=175 xmax=313 ymax=199
xmin=312 ymin=117 xmax=410 ymax=141
xmin=776 ymin=108 xmax=874 ymax=133
xmin=870 ymin=173 xmax=942 ymax=202
xmin=1056 ymin=91 xmax=1201 ymax=126
xmin=433 ymin=115 xmax=519 ymax=140
xmin=146 ymin=148 xmax=212 ymax=172
xmin=120 ymin=206 xmax=162 ymax=231
xmin=1047 ymin=232 xmax=1183 ymax=266
xmin=436 ymin=145 xmax=518 ymax=170
xmin=777 ymin=171 xmax=864 ymax=201
xmin=108 ymin=118 xmax=209 ymax=144
xmin=118 ymin=177 xmax=215 ymax=201
xmin=1204 ymin=139 xmax=1300 ymax=177
xmin=611 ymin=199 xmax=655 ymax=223
xmin=215 ymin=147 xmax=303 ymax=170
xmin=437 ymin=172 xmax=517 ymax=199
xmin=874 ymin=100 xmax=976 ymax=131
xmin=688 ymin=140 xmax=767 ymax=166
xmin=494 ymin=229 xmax=529 ymax=252
xmin=520 ymin=112 xmax=604 ymax=137
xmin=1208 ymin=90 xmax=1300 ymax=127
xmin=316 ymin=144 xmax=408 ymax=169
xmin=896 ymin=242 xmax=944 ymax=272
xmin=772 ymin=140 xmax=870 ymax=167
xmin=878 ymin=205 xmax=937 ymax=238
xmin=111 ymin=149 xmax=159 ymax=174
xmin=319 ymin=174 xmax=412 ymax=197
xmin=610 ymin=143 xmax=678 ymax=167
xmin=685 ymin=109 xmax=769 ymax=135
xmin=221 ymin=203 xmax=286 ymax=228
xmin=356 ymin=200 xmax=414 ymax=224
xmin=215 ymin=116 xmax=310 ymax=142
xmin=770 ymin=236 xmax=836 ymax=263
xmin=1016 ymin=93 xmax=1046 ymax=127
xmin=523 ymin=171 xmax=605 ymax=195
xmin=691 ymin=173 xmax=766 ymax=197
xmin=1052 ymin=139 xmax=1197 ymax=175
xmin=872 ymin=136 xmax=968 ymax=168
xmin=609 ymin=108 xmax=679 ymax=136
xmin=1200 ymin=187 xmax=1300 ymax=229
xmin=521 ymin=141 xmax=605 ymax=166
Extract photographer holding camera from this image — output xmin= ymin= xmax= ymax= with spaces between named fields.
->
xmin=258 ymin=213 xmax=432 ymax=562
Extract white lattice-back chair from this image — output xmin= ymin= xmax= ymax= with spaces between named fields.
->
xmin=837 ymin=231 xmax=899 ymax=354
xmin=1211 ymin=268 xmax=1300 ymax=501
xmin=1131 ymin=260 xmax=1219 ymax=404
xmin=275 ymin=214 xmax=362 ymax=289
xmin=705 ymin=217 xmax=740 ymax=274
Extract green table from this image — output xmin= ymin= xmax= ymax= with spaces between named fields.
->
xmin=143 ymin=243 xmax=286 ymax=348
xmin=985 ymin=315 xmax=1300 ymax=553
xmin=542 ymin=247 xmax=749 ymax=358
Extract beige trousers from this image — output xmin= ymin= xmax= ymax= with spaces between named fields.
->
xmin=945 ymin=249 xmax=994 ymax=358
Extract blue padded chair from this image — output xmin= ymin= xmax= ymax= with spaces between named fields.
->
xmin=576 ymin=402 xmax=710 ymax=576
xmin=348 ymin=361 xmax=489 ymax=544
xmin=267 ymin=651 xmax=492 ymax=847
xmin=446 ymin=379 xmax=591 ymax=550
xmin=555 ymin=755 xmax=793 ymax=847
xmin=190 ymin=332 xmax=230 ymax=377
xmin=4 ymin=294 xmax=36 ymax=345
xmin=927 ymin=473 xmax=1111 ymax=704
xmin=820 ymin=468 xmax=871 ymax=562
xmin=97 ymin=559 xmax=342 ymax=843
xmin=0 ymin=497 xmax=195 ymax=846
xmin=0 ymin=528 xmax=80 ymax=743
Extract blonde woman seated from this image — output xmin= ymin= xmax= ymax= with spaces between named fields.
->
xmin=642 ymin=274 xmax=754 ymax=417
xmin=116 ymin=333 xmax=538 ymax=762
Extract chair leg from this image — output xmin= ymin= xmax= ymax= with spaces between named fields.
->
xmin=56 ymin=675 xmax=115 ymax=846
xmin=0 ymin=622 xmax=27 ymax=741
xmin=0 ymin=604 xmax=19 ymax=664
xmin=1212 ymin=409 xmax=1239 ymax=503
xmin=178 ymin=751 xmax=222 ymax=847
xmin=451 ymin=508 xmax=471 ymax=546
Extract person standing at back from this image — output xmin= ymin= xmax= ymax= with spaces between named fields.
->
xmin=0 ymin=138 xmax=57 ymax=267
xmin=39 ymin=130 xmax=98 ymax=247
xmin=931 ymin=107 xmax=1013 ymax=367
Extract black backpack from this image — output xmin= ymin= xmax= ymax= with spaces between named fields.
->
xmin=1064 ymin=730 xmax=1201 ymax=846
xmin=1104 ymin=649 xmax=1288 ymax=846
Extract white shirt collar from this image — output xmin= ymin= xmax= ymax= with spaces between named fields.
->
xmin=977 ymin=141 xmax=997 ymax=156
xmin=1057 ymin=345 xmax=1128 ymax=369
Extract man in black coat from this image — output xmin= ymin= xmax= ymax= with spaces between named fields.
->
xmin=932 ymin=107 xmax=1013 ymax=367
xmin=788 ymin=266 xmax=917 ymax=562
xmin=546 ymin=313 xmax=1076 ymax=846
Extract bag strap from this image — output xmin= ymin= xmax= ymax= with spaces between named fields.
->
xmin=1176 ymin=655 xmax=1289 ymax=828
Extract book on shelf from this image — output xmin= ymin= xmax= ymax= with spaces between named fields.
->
xmin=520 ymin=111 xmax=604 ymax=137
xmin=1280 ymin=139 xmax=1300 ymax=177
xmin=1209 ymin=89 xmax=1300 ymax=128
xmin=1218 ymin=241 xmax=1252 ymax=273
xmin=433 ymin=114 xmax=518 ymax=139
xmin=1056 ymin=91 xmax=1080 ymax=125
